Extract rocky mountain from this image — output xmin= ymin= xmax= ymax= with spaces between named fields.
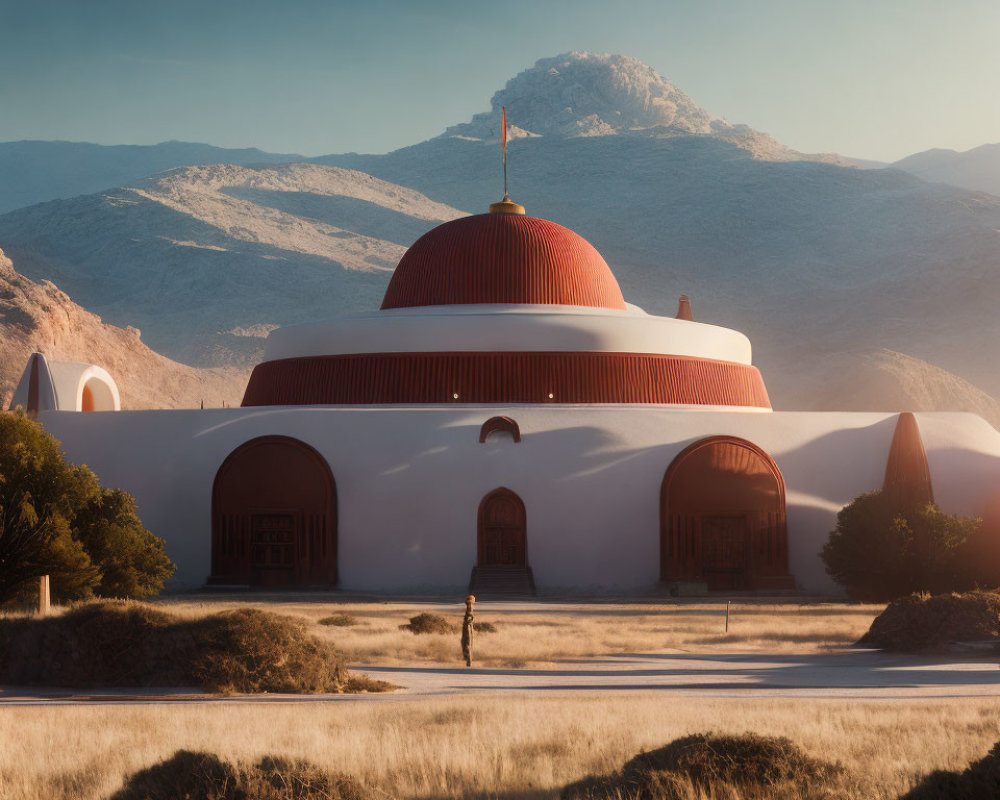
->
xmin=0 ymin=163 xmax=464 ymax=363
xmin=0 ymin=140 xmax=301 ymax=214
xmin=0 ymin=247 xmax=246 ymax=410
xmin=442 ymin=52 xmax=850 ymax=165
xmin=893 ymin=143 xmax=1000 ymax=197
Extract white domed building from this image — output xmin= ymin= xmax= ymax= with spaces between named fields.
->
xmin=14 ymin=196 xmax=1000 ymax=595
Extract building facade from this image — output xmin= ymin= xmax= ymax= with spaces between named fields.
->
xmin=13 ymin=199 xmax=1000 ymax=595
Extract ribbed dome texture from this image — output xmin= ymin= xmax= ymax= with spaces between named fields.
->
xmin=381 ymin=213 xmax=626 ymax=310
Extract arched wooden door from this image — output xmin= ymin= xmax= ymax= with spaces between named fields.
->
xmin=661 ymin=436 xmax=791 ymax=591
xmin=478 ymin=488 xmax=526 ymax=566
xmin=210 ymin=436 xmax=337 ymax=588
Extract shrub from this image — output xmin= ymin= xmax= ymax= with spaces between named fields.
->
xmin=186 ymin=608 xmax=349 ymax=693
xmin=561 ymin=732 xmax=842 ymax=800
xmin=901 ymin=741 xmax=1000 ymax=799
xmin=858 ymin=591 xmax=1000 ymax=653
xmin=400 ymin=612 xmax=455 ymax=634
xmin=398 ymin=613 xmax=497 ymax=634
xmin=109 ymin=750 xmax=370 ymax=800
xmin=0 ymin=409 xmax=174 ymax=603
xmin=109 ymin=750 xmax=243 ymax=800
xmin=821 ymin=490 xmax=981 ymax=601
xmin=319 ymin=614 xmax=359 ymax=627
xmin=0 ymin=601 xmax=392 ymax=693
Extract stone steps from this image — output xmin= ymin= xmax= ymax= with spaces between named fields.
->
xmin=468 ymin=566 xmax=536 ymax=599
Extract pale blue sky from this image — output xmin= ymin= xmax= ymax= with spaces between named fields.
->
xmin=1 ymin=0 xmax=998 ymax=161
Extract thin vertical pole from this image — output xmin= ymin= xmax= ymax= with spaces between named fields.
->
xmin=502 ymin=106 xmax=508 ymax=198
xmin=725 ymin=600 xmax=730 ymax=632
xmin=38 ymin=575 xmax=50 ymax=616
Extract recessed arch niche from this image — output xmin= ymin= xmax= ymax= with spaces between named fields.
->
xmin=479 ymin=416 xmax=521 ymax=443
xmin=660 ymin=436 xmax=792 ymax=591
xmin=80 ymin=376 xmax=117 ymax=411
xmin=210 ymin=436 xmax=337 ymax=588
xmin=478 ymin=488 xmax=527 ymax=566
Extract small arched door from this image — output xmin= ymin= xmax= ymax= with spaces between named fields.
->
xmin=661 ymin=436 xmax=791 ymax=591
xmin=211 ymin=436 xmax=337 ymax=588
xmin=478 ymin=488 xmax=526 ymax=566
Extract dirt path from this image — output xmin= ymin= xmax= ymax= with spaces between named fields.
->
xmin=1 ymin=648 xmax=998 ymax=705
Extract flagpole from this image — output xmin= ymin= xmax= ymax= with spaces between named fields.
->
xmin=502 ymin=106 xmax=508 ymax=199
xmin=489 ymin=106 xmax=524 ymax=214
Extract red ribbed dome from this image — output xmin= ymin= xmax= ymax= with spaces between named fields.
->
xmin=381 ymin=213 xmax=627 ymax=310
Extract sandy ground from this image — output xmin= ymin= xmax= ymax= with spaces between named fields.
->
xmin=2 ymin=647 xmax=997 ymax=705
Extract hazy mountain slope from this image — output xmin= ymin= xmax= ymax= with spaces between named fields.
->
xmin=438 ymin=52 xmax=850 ymax=165
xmin=783 ymin=348 xmax=1000 ymax=428
xmin=0 ymin=247 xmax=246 ymax=410
xmin=0 ymin=140 xmax=302 ymax=214
xmin=894 ymin=143 xmax=1000 ymax=196
xmin=0 ymin=163 xmax=465 ymax=362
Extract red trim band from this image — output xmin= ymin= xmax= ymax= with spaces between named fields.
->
xmin=241 ymin=352 xmax=771 ymax=408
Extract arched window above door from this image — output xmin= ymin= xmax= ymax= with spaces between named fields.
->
xmin=479 ymin=416 xmax=521 ymax=443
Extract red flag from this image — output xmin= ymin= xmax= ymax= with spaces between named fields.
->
xmin=502 ymin=106 xmax=507 ymax=166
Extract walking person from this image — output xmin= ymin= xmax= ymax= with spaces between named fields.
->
xmin=461 ymin=594 xmax=475 ymax=667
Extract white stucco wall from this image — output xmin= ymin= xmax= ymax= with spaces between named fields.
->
xmin=264 ymin=304 xmax=754 ymax=365
xmin=11 ymin=355 xmax=120 ymax=412
xmin=37 ymin=407 xmax=1000 ymax=596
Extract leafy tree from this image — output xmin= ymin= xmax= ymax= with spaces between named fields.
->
xmin=73 ymin=487 xmax=174 ymax=598
xmin=822 ymin=490 xmax=981 ymax=601
xmin=0 ymin=409 xmax=174 ymax=603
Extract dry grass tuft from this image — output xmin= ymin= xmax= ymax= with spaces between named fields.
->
xmin=561 ymin=732 xmax=844 ymax=800
xmin=0 ymin=601 xmax=390 ymax=694
xmin=901 ymin=740 xmax=1000 ymax=799
xmin=0 ymin=602 xmax=184 ymax=687
xmin=186 ymin=607 xmax=349 ymax=694
xmin=859 ymin=591 xmax=1000 ymax=653
xmin=107 ymin=750 xmax=243 ymax=800
xmin=400 ymin=612 xmax=456 ymax=634
xmin=107 ymin=749 xmax=369 ymax=800
xmin=319 ymin=614 xmax=360 ymax=627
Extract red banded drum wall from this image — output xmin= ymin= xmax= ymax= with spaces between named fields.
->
xmin=660 ymin=436 xmax=793 ymax=591
xmin=242 ymin=352 xmax=771 ymax=408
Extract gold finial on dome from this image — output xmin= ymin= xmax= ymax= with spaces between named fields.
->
xmin=489 ymin=106 xmax=526 ymax=215
xmin=490 ymin=193 xmax=526 ymax=215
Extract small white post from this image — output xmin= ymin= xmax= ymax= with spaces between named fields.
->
xmin=38 ymin=575 xmax=50 ymax=616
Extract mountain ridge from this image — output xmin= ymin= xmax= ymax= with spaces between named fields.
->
xmin=0 ymin=246 xmax=246 ymax=410
xmin=441 ymin=52 xmax=852 ymax=165
xmin=893 ymin=142 xmax=1000 ymax=196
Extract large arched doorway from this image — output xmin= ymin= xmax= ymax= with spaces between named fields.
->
xmin=660 ymin=436 xmax=792 ymax=591
xmin=478 ymin=488 xmax=527 ymax=566
xmin=210 ymin=436 xmax=337 ymax=588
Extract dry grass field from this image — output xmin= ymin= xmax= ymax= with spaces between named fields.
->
xmin=0 ymin=694 xmax=998 ymax=799
xmin=5 ymin=599 xmax=989 ymax=799
xmin=146 ymin=598 xmax=885 ymax=667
